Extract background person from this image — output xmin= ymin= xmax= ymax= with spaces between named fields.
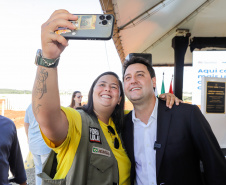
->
xmin=0 ymin=115 xmax=27 ymax=185
xmin=69 ymin=91 xmax=83 ymax=109
xmin=122 ymin=56 xmax=226 ymax=185
xmin=24 ymin=104 xmax=51 ymax=185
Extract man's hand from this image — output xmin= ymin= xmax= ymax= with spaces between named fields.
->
xmin=159 ymin=93 xmax=183 ymax=109
xmin=41 ymin=9 xmax=78 ymax=59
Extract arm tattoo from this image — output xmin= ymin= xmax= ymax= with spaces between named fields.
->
xmin=33 ymin=68 xmax=48 ymax=115
xmin=33 ymin=102 xmax=41 ymax=117
xmin=35 ymin=68 xmax=48 ymax=99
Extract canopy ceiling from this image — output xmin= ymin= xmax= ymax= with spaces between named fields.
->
xmin=99 ymin=0 xmax=226 ymax=66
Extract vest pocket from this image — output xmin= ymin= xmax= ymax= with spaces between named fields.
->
xmin=87 ymin=154 xmax=114 ymax=184
xmin=38 ymin=172 xmax=66 ymax=185
xmin=90 ymin=153 xmax=113 ymax=172
xmin=42 ymin=179 xmax=66 ymax=185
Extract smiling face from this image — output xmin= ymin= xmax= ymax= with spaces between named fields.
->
xmin=93 ymin=74 xmax=121 ymax=113
xmin=123 ymin=63 xmax=156 ymax=105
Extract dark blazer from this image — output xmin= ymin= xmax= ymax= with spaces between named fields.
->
xmin=122 ymin=99 xmax=226 ymax=185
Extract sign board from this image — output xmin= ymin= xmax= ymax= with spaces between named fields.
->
xmin=206 ymin=81 xmax=225 ymax=113
xmin=192 ymin=51 xmax=226 ymax=105
xmin=201 ymin=77 xmax=226 ymax=148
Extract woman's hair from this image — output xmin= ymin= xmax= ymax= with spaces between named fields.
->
xmin=79 ymin=71 xmax=125 ymax=133
xmin=69 ymin=91 xmax=81 ymax=108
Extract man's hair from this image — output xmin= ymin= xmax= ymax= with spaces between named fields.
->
xmin=122 ymin=56 xmax=155 ymax=80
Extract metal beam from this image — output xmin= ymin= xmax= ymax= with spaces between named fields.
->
xmin=142 ymin=0 xmax=213 ymax=53
xmin=118 ymin=0 xmax=166 ymax=30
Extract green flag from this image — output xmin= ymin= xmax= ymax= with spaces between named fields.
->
xmin=161 ymin=72 xmax=165 ymax=94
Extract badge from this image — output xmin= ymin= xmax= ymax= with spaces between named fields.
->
xmin=89 ymin=127 xmax=101 ymax=143
xmin=92 ymin=146 xmax=111 ymax=157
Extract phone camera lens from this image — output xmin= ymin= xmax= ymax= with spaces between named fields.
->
xmin=102 ymin=20 xmax=108 ymax=25
xmin=106 ymin=15 xmax=112 ymax=20
xmin=99 ymin=15 xmax=105 ymax=20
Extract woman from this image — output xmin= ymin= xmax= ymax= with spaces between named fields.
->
xmin=34 ymin=71 xmax=130 ymax=184
xmin=69 ymin=91 xmax=83 ymax=109
xmin=32 ymin=10 xmax=130 ymax=184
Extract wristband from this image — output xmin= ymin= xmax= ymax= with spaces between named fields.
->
xmin=35 ymin=49 xmax=60 ymax=68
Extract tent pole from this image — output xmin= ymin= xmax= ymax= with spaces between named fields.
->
xmin=172 ymin=36 xmax=189 ymax=100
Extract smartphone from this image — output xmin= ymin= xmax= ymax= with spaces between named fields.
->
xmin=55 ymin=14 xmax=115 ymax=40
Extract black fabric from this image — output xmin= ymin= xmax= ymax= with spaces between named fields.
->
xmin=50 ymin=152 xmax=58 ymax=179
xmin=122 ymin=111 xmax=135 ymax=185
xmin=0 ymin=115 xmax=27 ymax=184
xmin=190 ymin=37 xmax=226 ymax=52
xmin=222 ymin=148 xmax=226 ymax=156
xmin=122 ymin=99 xmax=226 ymax=185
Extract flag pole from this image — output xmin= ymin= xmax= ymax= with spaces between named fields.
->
xmin=169 ymin=74 xmax=174 ymax=94
xmin=161 ymin=72 xmax=165 ymax=94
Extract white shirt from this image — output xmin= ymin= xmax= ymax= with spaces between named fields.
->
xmin=132 ymin=98 xmax=158 ymax=185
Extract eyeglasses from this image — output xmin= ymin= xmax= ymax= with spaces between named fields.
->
xmin=77 ymin=96 xmax=83 ymax=98
xmin=107 ymin=125 xmax=119 ymax=149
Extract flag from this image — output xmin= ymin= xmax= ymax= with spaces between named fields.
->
xmin=161 ymin=72 xmax=165 ymax=94
xmin=169 ymin=75 xmax=173 ymax=94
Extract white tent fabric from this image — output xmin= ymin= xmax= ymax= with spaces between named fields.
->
xmin=99 ymin=0 xmax=226 ymax=66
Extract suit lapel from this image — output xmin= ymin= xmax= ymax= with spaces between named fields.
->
xmin=123 ymin=112 xmax=135 ymax=185
xmin=125 ymin=111 xmax=135 ymax=163
xmin=156 ymin=99 xmax=172 ymax=177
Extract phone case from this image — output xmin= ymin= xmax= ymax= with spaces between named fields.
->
xmin=55 ymin=14 xmax=115 ymax=40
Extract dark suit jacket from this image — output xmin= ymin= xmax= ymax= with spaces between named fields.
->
xmin=122 ymin=99 xmax=226 ymax=185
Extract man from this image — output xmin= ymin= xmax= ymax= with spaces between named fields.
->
xmin=122 ymin=56 xmax=226 ymax=185
xmin=0 ymin=115 xmax=27 ymax=185
xmin=24 ymin=104 xmax=51 ymax=185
